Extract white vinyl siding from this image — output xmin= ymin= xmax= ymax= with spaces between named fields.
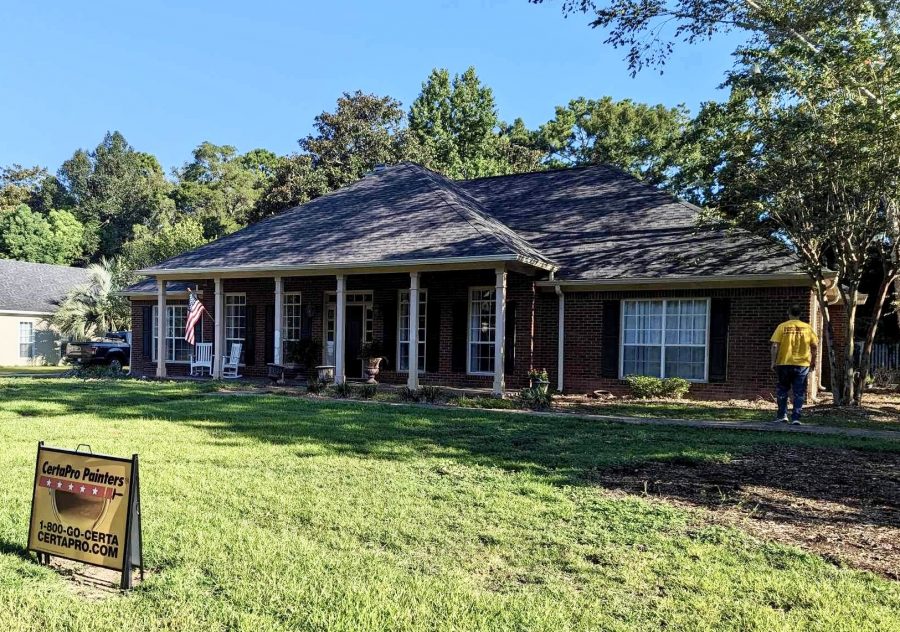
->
xmin=621 ymin=299 xmax=709 ymax=381
xmin=398 ymin=289 xmax=427 ymax=373
xmin=468 ymin=287 xmax=496 ymax=375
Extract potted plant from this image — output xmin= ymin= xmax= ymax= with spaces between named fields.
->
xmin=359 ymin=340 xmax=386 ymax=384
xmin=528 ymin=368 xmax=550 ymax=395
xmin=284 ymin=338 xmax=323 ymax=380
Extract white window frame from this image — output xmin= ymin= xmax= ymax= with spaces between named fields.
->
xmin=324 ymin=291 xmax=373 ymax=365
xmin=619 ymin=298 xmax=711 ymax=382
xmin=397 ymin=288 xmax=427 ymax=374
xmin=282 ymin=292 xmax=303 ymax=359
xmin=225 ymin=293 xmax=246 ymax=361
xmin=467 ymin=286 xmax=497 ymax=376
xmin=152 ymin=305 xmax=201 ymax=364
xmin=19 ymin=321 xmax=34 ymax=359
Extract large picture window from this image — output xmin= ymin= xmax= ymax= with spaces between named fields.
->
xmin=621 ymin=299 xmax=709 ymax=381
xmin=282 ymin=292 xmax=302 ymax=358
xmin=19 ymin=322 xmax=34 ymax=359
xmin=225 ymin=294 xmax=246 ymax=359
xmin=468 ymin=287 xmax=496 ymax=374
xmin=152 ymin=305 xmax=196 ymax=363
xmin=398 ymin=289 xmax=427 ymax=372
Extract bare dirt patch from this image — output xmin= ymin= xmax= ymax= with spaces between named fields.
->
xmin=592 ymin=445 xmax=900 ymax=579
xmin=44 ymin=557 xmax=144 ymax=600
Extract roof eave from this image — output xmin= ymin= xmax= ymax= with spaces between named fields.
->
xmin=537 ymin=272 xmax=820 ymax=291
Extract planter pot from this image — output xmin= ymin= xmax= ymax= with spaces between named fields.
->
xmin=316 ymin=365 xmax=335 ymax=384
xmin=364 ymin=357 xmax=383 ymax=384
xmin=531 ymin=379 xmax=550 ymax=395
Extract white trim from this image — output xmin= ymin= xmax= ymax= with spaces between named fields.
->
xmin=537 ymin=273 xmax=816 ymax=291
xmin=0 ymin=309 xmax=53 ymax=316
xmin=18 ymin=321 xmax=35 ymax=359
xmin=156 ymin=279 xmax=167 ymax=377
xmin=493 ymin=269 xmax=507 ymax=396
xmin=407 ymin=273 xmax=420 ymax=389
xmin=224 ymin=293 xmax=247 ymax=366
xmin=397 ymin=287 xmax=427 ymax=376
xmin=618 ymin=298 xmax=711 ymax=383
xmin=334 ymin=276 xmax=346 ymax=384
xmin=466 ymin=286 xmax=497 ymax=376
xmin=274 ymin=277 xmax=284 ymax=365
xmin=213 ymin=278 xmax=224 ymax=378
xmin=137 ymin=254 xmax=557 ymax=278
xmin=555 ymin=286 xmax=564 ymax=393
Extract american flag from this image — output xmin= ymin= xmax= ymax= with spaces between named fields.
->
xmin=184 ymin=289 xmax=207 ymax=345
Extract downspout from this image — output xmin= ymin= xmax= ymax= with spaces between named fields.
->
xmin=555 ymin=285 xmax=564 ymax=393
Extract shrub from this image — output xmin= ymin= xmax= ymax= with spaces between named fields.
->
xmin=624 ymin=374 xmax=664 ymax=398
xmin=331 ymin=382 xmax=354 ymax=398
xmin=64 ymin=364 xmax=128 ymax=380
xmin=451 ymin=396 xmax=520 ymax=410
xmin=419 ymin=385 xmax=444 ymax=404
xmin=359 ymin=384 xmax=377 ymax=399
xmin=398 ymin=387 xmax=421 ymax=403
xmin=306 ymin=379 xmax=326 ymax=395
xmin=527 ymin=368 xmax=549 ymax=382
xmin=870 ymin=366 xmax=900 ymax=388
xmin=519 ymin=386 xmax=552 ymax=410
xmin=661 ymin=378 xmax=691 ymax=399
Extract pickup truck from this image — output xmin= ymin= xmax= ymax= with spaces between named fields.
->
xmin=65 ymin=332 xmax=131 ymax=370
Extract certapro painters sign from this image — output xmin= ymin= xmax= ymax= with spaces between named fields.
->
xmin=27 ymin=443 xmax=143 ymax=588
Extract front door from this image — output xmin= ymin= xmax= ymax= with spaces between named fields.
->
xmin=345 ymin=305 xmax=364 ymax=378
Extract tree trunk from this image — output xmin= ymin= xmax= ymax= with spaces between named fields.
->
xmin=841 ymin=289 xmax=858 ymax=406
xmin=813 ymin=281 xmax=844 ymax=406
xmin=855 ymin=272 xmax=898 ymax=403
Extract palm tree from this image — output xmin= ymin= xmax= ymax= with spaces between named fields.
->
xmin=49 ymin=257 xmax=131 ymax=339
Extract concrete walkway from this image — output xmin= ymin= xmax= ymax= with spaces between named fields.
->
xmin=205 ymin=388 xmax=899 ymax=441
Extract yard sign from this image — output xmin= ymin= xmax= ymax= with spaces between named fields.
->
xmin=27 ymin=442 xmax=143 ymax=589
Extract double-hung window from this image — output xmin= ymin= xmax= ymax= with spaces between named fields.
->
xmin=282 ymin=292 xmax=302 ymax=358
xmin=225 ymin=294 xmax=246 ymax=359
xmin=398 ymin=289 xmax=427 ymax=372
xmin=19 ymin=322 xmax=34 ymax=359
xmin=152 ymin=305 xmax=194 ymax=362
xmin=468 ymin=287 xmax=496 ymax=374
xmin=621 ymin=299 xmax=709 ymax=381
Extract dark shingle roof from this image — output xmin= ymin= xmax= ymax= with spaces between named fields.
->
xmin=458 ymin=165 xmax=803 ymax=280
xmin=145 ymin=163 xmax=552 ymax=273
xmin=120 ymin=279 xmax=198 ymax=295
xmin=0 ymin=260 xmax=92 ymax=313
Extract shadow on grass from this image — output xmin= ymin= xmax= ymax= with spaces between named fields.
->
xmin=3 ymin=379 xmax=899 ymax=533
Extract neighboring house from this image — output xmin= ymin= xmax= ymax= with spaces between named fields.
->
xmin=0 ymin=260 xmax=91 ymax=366
xmin=124 ymin=163 xmax=830 ymax=399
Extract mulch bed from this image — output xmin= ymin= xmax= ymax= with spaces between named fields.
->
xmin=592 ymin=445 xmax=900 ymax=579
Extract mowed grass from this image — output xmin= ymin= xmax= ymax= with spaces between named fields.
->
xmin=0 ymin=379 xmax=898 ymax=631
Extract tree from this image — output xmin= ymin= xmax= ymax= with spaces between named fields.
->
xmin=58 ymin=131 xmax=174 ymax=259
xmin=172 ymin=142 xmax=278 ymax=239
xmin=252 ymin=154 xmax=330 ymax=221
xmin=409 ymin=67 xmax=543 ymax=178
xmin=299 ymin=91 xmax=419 ymax=189
xmin=49 ymin=257 xmax=131 ymax=339
xmin=0 ymin=205 xmax=84 ymax=265
xmin=0 ymin=165 xmax=49 ymax=209
xmin=538 ymin=96 xmax=694 ymax=187
xmin=120 ymin=213 xmax=210 ymax=271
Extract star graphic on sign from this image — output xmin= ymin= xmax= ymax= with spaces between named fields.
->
xmin=92 ymin=488 xmax=98 ymax=495
xmin=68 ymin=483 xmax=74 ymax=491
xmin=80 ymin=485 xmax=85 ymax=493
xmin=56 ymin=481 xmax=63 ymax=488
xmin=45 ymin=479 xmax=52 ymax=487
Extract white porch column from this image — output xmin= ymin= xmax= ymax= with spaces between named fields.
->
xmin=213 ymin=277 xmax=224 ymax=378
xmin=493 ymin=268 xmax=507 ymax=396
xmin=155 ymin=278 xmax=167 ymax=378
xmin=407 ymin=272 xmax=420 ymax=390
xmin=334 ymin=274 xmax=346 ymax=384
xmin=556 ymin=286 xmax=565 ymax=393
xmin=274 ymin=276 xmax=284 ymax=365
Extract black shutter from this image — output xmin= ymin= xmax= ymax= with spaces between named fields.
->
xmin=264 ymin=305 xmax=275 ymax=364
xmin=244 ymin=306 xmax=256 ymax=366
xmin=426 ymin=298 xmax=441 ymax=373
xmin=708 ymin=298 xmax=730 ymax=383
xmin=504 ymin=301 xmax=516 ymax=375
xmin=141 ymin=306 xmax=152 ymax=358
xmin=600 ymin=300 xmax=620 ymax=378
xmin=451 ymin=300 xmax=468 ymax=373
xmin=382 ymin=300 xmax=397 ymax=369
xmin=301 ymin=307 xmax=313 ymax=340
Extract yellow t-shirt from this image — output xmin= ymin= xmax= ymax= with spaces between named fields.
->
xmin=770 ymin=320 xmax=819 ymax=367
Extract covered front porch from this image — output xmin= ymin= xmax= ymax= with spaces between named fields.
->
xmin=132 ymin=264 xmax=539 ymax=396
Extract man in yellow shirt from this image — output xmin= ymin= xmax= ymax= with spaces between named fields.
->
xmin=770 ymin=305 xmax=819 ymax=424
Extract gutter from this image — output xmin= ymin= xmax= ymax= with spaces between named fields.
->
xmin=536 ymin=272 xmax=823 ymax=291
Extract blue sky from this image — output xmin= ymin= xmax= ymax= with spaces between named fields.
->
xmin=0 ymin=0 xmax=744 ymax=175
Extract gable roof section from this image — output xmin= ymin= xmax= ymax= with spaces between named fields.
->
xmin=141 ymin=163 xmax=554 ymax=275
xmin=458 ymin=165 xmax=805 ymax=281
xmin=0 ymin=260 xmax=92 ymax=313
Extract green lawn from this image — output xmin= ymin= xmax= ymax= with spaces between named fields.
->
xmin=0 ymin=366 xmax=66 ymax=376
xmin=0 ymin=379 xmax=898 ymax=631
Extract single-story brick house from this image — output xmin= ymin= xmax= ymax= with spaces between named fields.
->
xmin=0 ymin=260 xmax=91 ymax=366
xmin=125 ymin=163 xmax=831 ymax=399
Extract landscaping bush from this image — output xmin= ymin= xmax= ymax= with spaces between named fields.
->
xmin=359 ymin=384 xmax=377 ymax=399
xmin=331 ymin=382 xmax=354 ymax=398
xmin=305 ymin=379 xmax=326 ymax=395
xmin=519 ymin=386 xmax=552 ymax=410
xmin=450 ymin=396 xmax=520 ymax=410
xmin=870 ymin=366 xmax=900 ymax=388
xmin=64 ymin=364 xmax=129 ymax=380
xmin=419 ymin=385 xmax=445 ymax=404
xmin=398 ymin=387 xmax=420 ymax=403
xmin=661 ymin=378 xmax=691 ymax=399
xmin=624 ymin=375 xmax=664 ymax=398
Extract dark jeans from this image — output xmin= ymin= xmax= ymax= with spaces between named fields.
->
xmin=776 ymin=365 xmax=810 ymax=421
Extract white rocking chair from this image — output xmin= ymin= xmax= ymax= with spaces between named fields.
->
xmin=190 ymin=342 xmax=213 ymax=376
xmin=222 ymin=342 xmax=243 ymax=379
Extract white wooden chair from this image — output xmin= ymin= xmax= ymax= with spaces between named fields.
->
xmin=190 ymin=342 xmax=213 ymax=376
xmin=222 ymin=342 xmax=242 ymax=379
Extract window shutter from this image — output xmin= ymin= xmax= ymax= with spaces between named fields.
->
xmin=451 ymin=300 xmax=468 ymax=373
xmin=141 ymin=306 xmax=152 ymax=358
xmin=425 ymin=298 xmax=441 ymax=373
xmin=708 ymin=298 xmax=730 ymax=383
xmin=382 ymin=300 xmax=397 ymax=369
xmin=600 ymin=300 xmax=620 ymax=378
xmin=244 ymin=306 xmax=256 ymax=366
xmin=504 ymin=301 xmax=516 ymax=375
xmin=301 ymin=307 xmax=312 ymax=340
xmin=264 ymin=305 xmax=275 ymax=365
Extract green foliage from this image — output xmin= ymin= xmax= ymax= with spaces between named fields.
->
xmin=528 ymin=367 xmax=549 ymax=382
xmin=359 ymin=383 xmax=378 ymax=400
xmin=661 ymin=377 xmax=691 ymax=399
xmin=450 ymin=395 xmax=520 ymax=410
xmin=519 ymin=386 xmax=553 ymax=410
xmin=0 ymin=205 xmax=84 ymax=264
xmin=63 ymin=363 xmax=128 ymax=380
xmin=305 ymin=378 xmax=326 ymax=395
xmin=331 ymin=381 xmax=354 ymax=398
xmin=120 ymin=212 xmax=209 ymax=271
xmin=284 ymin=338 xmax=323 ymax=370
xmin=418 ymin=385 xmax=445 ymax=404
xmin=625 ymin=375 xmax=692 ymax=399
xmin=252 ymin=153 xmax=330 ymax=220
xmin=48 ymin=257 xmax=131 ymax=339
